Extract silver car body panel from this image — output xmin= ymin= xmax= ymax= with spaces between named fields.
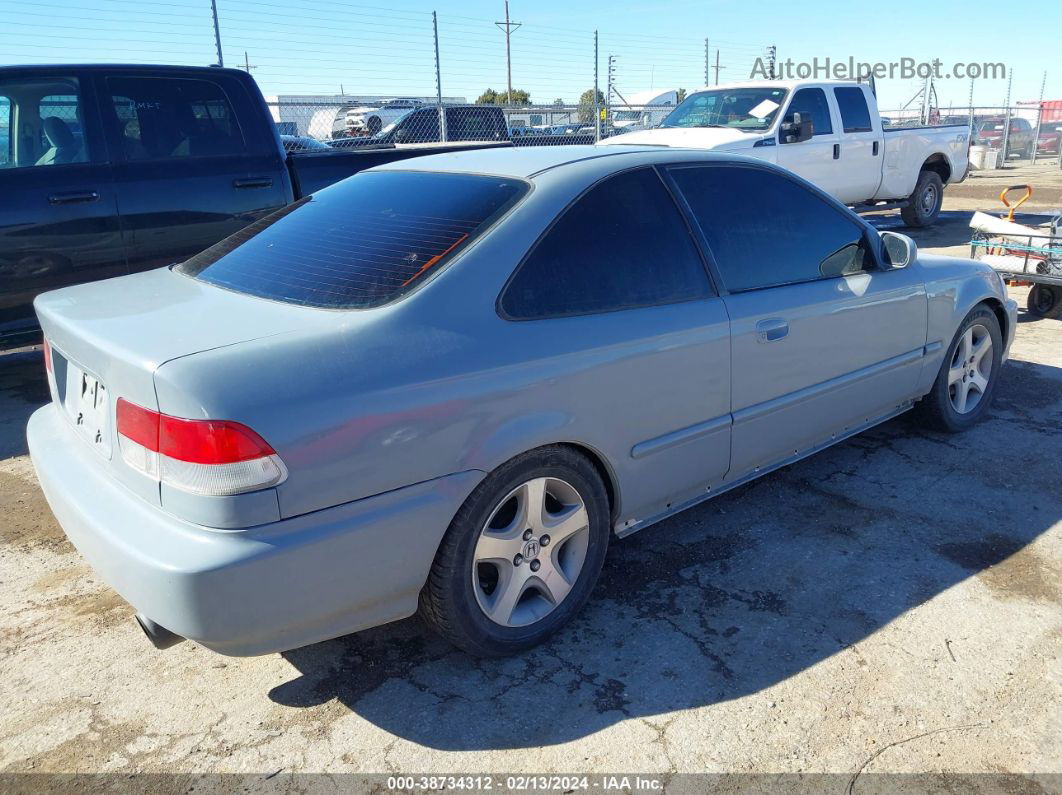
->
xmin=28 ymin=146 xmax=1018 ymax=654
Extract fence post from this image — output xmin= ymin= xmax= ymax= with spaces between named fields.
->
xmin=766 ymin=45 xmax=776 ymax=80
xmin=593 ymin=30 xmax=600 ymax=141
xmin=210 ymin=0 xmax=224 ymax=67
xmin=1031 ymin=70 xmax=1046 ymax=164
xmin=967 ymin=77 xmax=975 ymax=138
xmin=433 ymin=11 xmax=446 ymax=142
xmin=704 ymin=39 xmax=710 ymax=86
xmin=999 ymin=68 xmax=1013 ymax=167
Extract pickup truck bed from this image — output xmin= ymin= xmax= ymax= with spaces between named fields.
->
xmin=0 ymin=64 xmax=511 ymax=347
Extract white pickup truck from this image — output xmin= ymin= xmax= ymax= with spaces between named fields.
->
xmin=600 ymin=79 xmax=970 ymax=226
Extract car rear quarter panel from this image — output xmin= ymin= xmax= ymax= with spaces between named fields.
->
xmin=879 ymin=126 xmax=969 ymax=199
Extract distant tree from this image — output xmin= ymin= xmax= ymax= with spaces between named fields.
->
xmin=578 ymin=88 xmax=606 ymax=123
xmin=676 ymin=88 xmax=687 ymax=103
xmin=476 ymin=87 xmax=531 ymax=106
xmin=553 ymin=97 xmax=565 ymax=108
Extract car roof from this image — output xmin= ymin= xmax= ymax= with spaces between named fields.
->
xmin=369 ymin=144 xmax=740 ymax=179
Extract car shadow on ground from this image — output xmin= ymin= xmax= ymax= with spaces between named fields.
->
xmin=273 ymin=357 xmax=1062 ymax=751
xmin=0 ymin=350 xmax=48 ymax=460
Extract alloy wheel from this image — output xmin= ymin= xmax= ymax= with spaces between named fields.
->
xmin=948 ymin=323 xmax=993 ymax=414
xmin=472 ymin=477 xmax=590 ymax=627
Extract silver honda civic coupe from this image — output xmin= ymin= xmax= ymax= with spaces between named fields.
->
xmin=28 ymin=145 xmax=1017 ymax=657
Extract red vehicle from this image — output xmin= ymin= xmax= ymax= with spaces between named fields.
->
xmin=974 ymin=117 xmax=1035 ymax=158
xmin=1036 ymin=122 xmax=1062 ymax=155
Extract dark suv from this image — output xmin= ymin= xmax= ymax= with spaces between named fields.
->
xmin=975 ymin=117 xmax=1035 ymax=158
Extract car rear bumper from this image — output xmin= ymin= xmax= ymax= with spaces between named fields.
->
xmin=27 ymin=404 xmax=482 ymax=656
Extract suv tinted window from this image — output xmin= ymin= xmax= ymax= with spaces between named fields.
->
xmin=107 ymin=77 xmax=244 ymax=160
xmin=834 ymin=87 xmax=873 ymax=133
xmin=669 ymin=165 xmax=868 ymax=291
xmin=0 ymin=77 xmax=92 ymax=168
xmin=784 ymin=88 xmax=833 ymax=136
xmin=501 ymin=167 xmax=712 ymax=319
xmin=179 ymin=171 xmax=527 ymax=309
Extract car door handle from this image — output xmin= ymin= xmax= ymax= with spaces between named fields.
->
xmin=756 ymin=318 xmax=789 ymax=343
xmin=872 ymin=141 xmax=879 ymax=156
xmin=233 ymin=177 xmax=273 ymax=189
xmin=833 ymin=143 xmax=841 ymax=159
xmin=48 ymin=190 xmax=100 ymax=205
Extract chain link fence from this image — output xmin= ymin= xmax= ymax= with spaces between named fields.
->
xmin=879 ymin=105 xmax=1062 ymax=167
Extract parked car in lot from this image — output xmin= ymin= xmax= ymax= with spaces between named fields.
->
xmin=0 ymin=64 xmax=512 ymax=348
xmin=1036 ymin=122 xmax=1062 ymax=155
xmin=279 ymin=134 xmax=332 ymax=152
xmin=28 ymin=145 xmax=1016 ymax=658
xmin=345 ymin=97 xmax=425 ymax=135
xmin=600 ymin=80 xmax=971 ymax=227
xmin=974 ymin=117 xmax=1035 ymax=158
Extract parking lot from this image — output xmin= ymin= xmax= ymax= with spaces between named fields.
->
xmin=1 ymin=180 xmax=1060 ymax=783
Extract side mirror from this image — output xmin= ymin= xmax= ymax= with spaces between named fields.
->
xmin=881 ymin=231 xmax=917 ymax=268
xmin=781 ymin=112 xmax=813 ymax=143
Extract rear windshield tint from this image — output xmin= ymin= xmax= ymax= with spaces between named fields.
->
xmin=177 ymin=171 xmax=528 ymax=309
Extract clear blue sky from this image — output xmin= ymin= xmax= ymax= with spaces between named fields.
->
xmin=2 ymin=0 xmax=1058 ymax=111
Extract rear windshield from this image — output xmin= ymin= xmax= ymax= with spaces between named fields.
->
xmin=177 ymin=170 xmax=528 ymax=309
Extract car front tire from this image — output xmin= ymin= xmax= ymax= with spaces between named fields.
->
xmin=913 ymin=304 xmax=1003 ymax=433
xmin=419 ymin=446 xmax=610 ymax=656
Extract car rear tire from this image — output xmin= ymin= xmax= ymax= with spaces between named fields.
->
xmin=913 ymin=304 xmax=1002 ymax=433
xmin=1027 ymin=284 xmax=1062 ymax=319
xmin=419 ymin=445 xmax=610 ymax=656
xmin=901 ymin=170 xmax=944 ymax=227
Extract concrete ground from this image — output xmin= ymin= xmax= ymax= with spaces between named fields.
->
xmin=0 ymin=190 xmax=1060 ymax=786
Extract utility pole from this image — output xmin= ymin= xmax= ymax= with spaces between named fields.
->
xmin=704 ymin=38 xmax=710 ymax=86
xmin=593 ymin=30 xmax=600 ymax=141
xmin=494 ymin=1 xmax=521 ymax=105
xmin=433 ymin=11 xmax=447 ymax=141
xmin=242 ymin=51 xmax=255 ymax=73
xmin=210 ymin=0 xmax=224 ymax=67
xmin=713 ymin=49 xmax=725 ymax=86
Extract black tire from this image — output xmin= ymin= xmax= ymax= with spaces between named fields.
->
xmin=366 ymin=116 xmax=382 ymax=135
xmin=901 ymin=170 xmax=944 ymax=227
xmin=419 ymin=445 xmax=611 ymax=656
xmin=1027 ymin=284 xmax=1062 ymax=319
xmin=913 ymin=304 xmax=1003 ymax=433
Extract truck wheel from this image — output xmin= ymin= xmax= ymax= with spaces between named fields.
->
xmin=901 ymin=170 xmax=944 ymax=227
xmin=367 ymin=116 xmax=382 ymax=135
xmin=1027 ymin=284 xmax=1062 ymax=319
xmin=419 ymin=446 xmax=610 ymax=656
xmin=913 ymin=304 xmax=1002 ymax=433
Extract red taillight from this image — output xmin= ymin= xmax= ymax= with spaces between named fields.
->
xmin=115 ymin=398 xmax=284 ymax=496
xmin=160 ymin=416 xmax=276 ymax=465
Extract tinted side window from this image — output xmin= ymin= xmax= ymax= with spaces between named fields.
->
xmin=501 ymin=168 xmax=712 ymax=319
xmin=834 ymin=87 xmax=873 ymax=133
xmin=670 ymin=166 xmax=868 ymax=292
xmin=0 ymin=77 xmax=92 ymax=168
xmin=107 ymin=77 xmax=244 ymax=160
xmin=783 ymin=88 xmax=833 ymax=136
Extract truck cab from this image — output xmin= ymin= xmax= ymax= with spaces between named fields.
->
xmin=600 ymin=80 xmax=970 ymax=226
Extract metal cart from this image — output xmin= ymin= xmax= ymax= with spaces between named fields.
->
xmin=969 ymin=185 xmax=1062 ymax=319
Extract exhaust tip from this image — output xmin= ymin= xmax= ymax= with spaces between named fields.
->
xmin=135 ymin=613 xmax=186 ymax=650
